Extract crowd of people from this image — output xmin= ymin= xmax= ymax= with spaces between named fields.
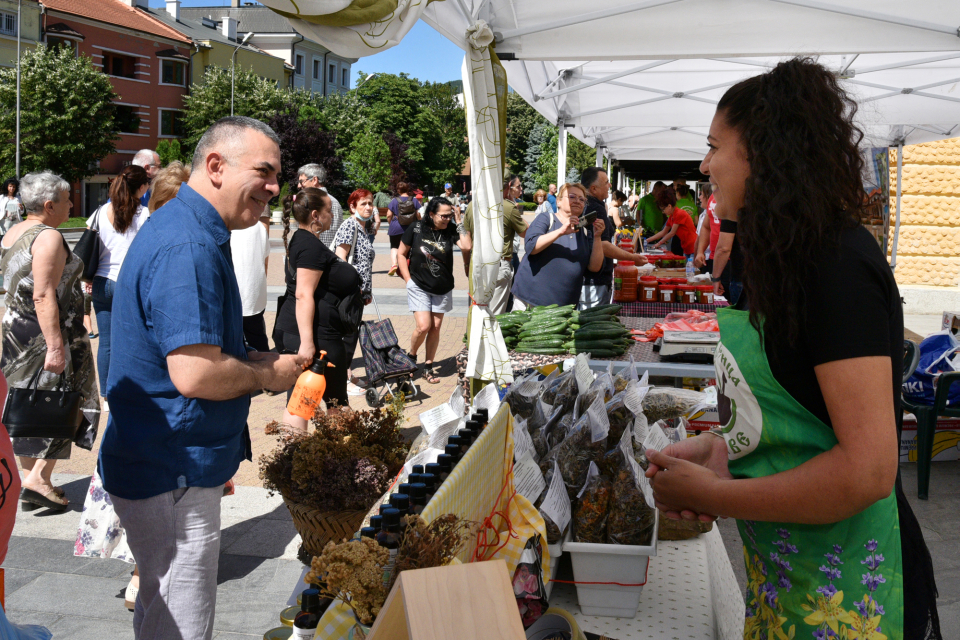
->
xmin=0 ymin=55 xmax=944 ymax=640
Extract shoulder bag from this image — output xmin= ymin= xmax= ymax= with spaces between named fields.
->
xmin=2 ymin=367 xmax=82 ymax=439
xmin=73 ymin=205 xmax=102 ymax=283
xmin=396 ymin=197 xmax=419 ymax=225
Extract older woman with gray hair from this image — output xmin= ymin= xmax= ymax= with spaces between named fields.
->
xmin=297 ymin=163 xmax=343 ymax=248
xmin=0 ymin=171 xmax=99 ymax=512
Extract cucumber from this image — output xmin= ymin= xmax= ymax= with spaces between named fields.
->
xmin=565 ymin=339 xmax=619 ymax=350
xmin=584 ymin=304 xmax=622 ymax=314
xmin=578 ymin=309 xmax=619 ymax=321
xmin=574 ymin=327 xmax=630 ymax=340
xmin=517 ymin=338 xmax=565 ymax=349
xmin=575 ymin=348 xmax=624 ymax=358
xmin=518 ymin=322 xmax=569 ymax=340
xmin=517 ymin=347 xmax=567 ymax=355
xmin=520 ymin=319 xmax=569 ymax=335
xmin=578 ymin=314 xmax=622 ymax=326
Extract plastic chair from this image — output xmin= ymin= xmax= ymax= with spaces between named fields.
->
xmin=901 ymin=339 xmax=960 ymax=499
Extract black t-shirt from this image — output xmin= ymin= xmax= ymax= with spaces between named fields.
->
xmin=277 ymin=229 xmax=362 ymax=339
xmin=583 ymin=195 xmax=614 ymax=286
xmin=401 ymin=221 xmax=459 ymax=295
xmin=718 ymin=218 xmax=744 ymax=283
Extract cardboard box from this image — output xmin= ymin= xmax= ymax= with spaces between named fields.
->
xmin=900 ymin=414 xmax=960 ymax=463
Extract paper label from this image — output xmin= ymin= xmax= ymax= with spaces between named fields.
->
xmin=577 ymin=461 xmax=601 ymax=499
xmin=676 ymin=417 xmax=689 ymax=441
xmin=473 ymin=381 xmax=502 ymax=415
xmin=514 ymin=454 xmax=546 ymax=503
xmin=627 ymin=357 xmax=638 ymax=384
xmin=403 ymin=447 xmax=442 ymax=478
xmin=575 ymin=353 xmax=594 ymax=395
xmin=639 ymin=471 xmax=656 ymax=509
xmin=428 ymin=417 xmax=463 ymax=450
xmin=513 ymin=417 xmax=537 ymax=462
xmin=587 ymin=392 xmax=610 ymax=443
xmin=540 ymin=369 xmax=558 ymax=396
xmin=448 ymin=387 xmax=465 ymax=419
xmin=540 ymin=461 xmax=572 ymax=533
xmin=623 ymin=380 xmax=644 ymax=416
xmin=419 ymin=402 xmax=460 ymax=435
xmin=642 ymin=421 xmax=671 ymax=453
xmin=633 ymin=414 xmax=649 ymax=445
xmin=639 ymin=370 xmax=650 ymax=387
xmin=618 ymin=426 xmax=644 ymax=489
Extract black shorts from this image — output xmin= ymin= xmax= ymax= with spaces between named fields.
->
xmin=278 ymin=331 xmax=349 ymax=410
xmin=389 ymin=234 xmax=402 ymax=250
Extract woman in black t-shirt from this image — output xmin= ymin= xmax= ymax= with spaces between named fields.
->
xmin=276 ymin=188 xmax=362 ymax=431
xmin=397 ymin=198 xmax=471 ymax=384
xmin=644 ymin=59 xmax=940 ymax=640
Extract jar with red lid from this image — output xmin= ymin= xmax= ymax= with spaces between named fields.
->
xmin=677 ymin=284 xmax=697 ymax=304
xmin=659 ymin=284 xmax=676 ymax=303
xmin=639 ymin=276 xmax=658 ymax=302
xmin=613 ymin=261 xmax=639 ymax=303
xmin=670 ymin=277 xmax=687 ymax=286
xmin=697 ymin=285 xmax=715 ymax=304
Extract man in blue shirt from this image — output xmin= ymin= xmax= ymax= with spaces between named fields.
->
xmin=132 ymin=149 xmax=160 ymax=208
xmin=546 ymin=183 xmax=558 ymax=212
xmin=101 ymin=117 xmax=301 ymax=640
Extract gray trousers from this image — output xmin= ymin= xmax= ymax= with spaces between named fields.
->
xmin=488 ymin=259 xmax=514 ymax=316
xmin=110 ymin=486 xmax=224 ymax=640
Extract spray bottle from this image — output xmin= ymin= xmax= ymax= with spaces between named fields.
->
xmin=286 ymin=352 xmax=335 ymax=420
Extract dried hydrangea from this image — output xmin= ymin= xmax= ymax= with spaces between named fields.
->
xmin=307 ymin=538 xmax=389 ymax=625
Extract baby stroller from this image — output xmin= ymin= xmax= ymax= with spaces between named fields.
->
xmin=359 ymin=295 xmax=419 ymax=407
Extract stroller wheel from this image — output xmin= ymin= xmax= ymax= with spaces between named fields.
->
xmin=365 ymin=388 xmax=381 ymax=408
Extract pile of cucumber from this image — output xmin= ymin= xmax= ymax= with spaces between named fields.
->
xmin=495 ymin=304 xmax=631 ymax=357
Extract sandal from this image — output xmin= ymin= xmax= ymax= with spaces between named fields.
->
xmin=20 ymin=487 xmax=68 ymax=512
xmin=387 ymin=265 xmax=398 ymax=277
xmin=124 ymin=574 xmax=139 ymax=611
xmin=423 ymin=363 xmax=440 ymax=384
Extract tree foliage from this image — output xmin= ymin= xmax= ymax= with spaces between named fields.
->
xmin=523 ymin=121 xmax=555 ymax=194
xmin=0 ymin=46 xmax=119 ymax=183
xmin=267 ymin=102 xmax=344 ymax=200
xmin=506 ymin=91 xmax=549 ymax=179
xmin=156 ymin=139 xmax=190 ymax=166
xmin=345 ymin=127 xmax=391 ymax=194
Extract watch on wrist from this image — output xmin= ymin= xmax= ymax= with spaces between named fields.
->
xmin=711 ymin=276 xmax=722 ymax=283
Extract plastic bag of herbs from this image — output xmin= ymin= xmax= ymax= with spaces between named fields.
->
xmin=534 ymin=463 xmax=565 ymax=544
xmin=607 ymin=437 xmax=656 ymax=546
xmin=541 ymin=368 xmax=578 ymax=416
xmin=556 ymin=395 xmax=609 ymax=500
xmin=641 ymin=387 xmax=708 ymax=423
xmin=573 ymin=461 xmax=611 ymax=543
xmin=259 ymin=402 xmax=409 ymax=513
xmin=504 ymin=373 xmax=541 ymax=420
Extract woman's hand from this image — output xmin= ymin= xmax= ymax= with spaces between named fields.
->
xmin=296 ymin=341 xmax=316 ymax=367
xmin=714 ymin=280 xmax=724 ymax=296
xmin=591 ymin=218 xmax=605 ymax=237
xmin=43 ymin=346 xmax=66 ymax=375
xmin=646 ymin=434 xmax=730 ymax=521
xmin=647 ymin=448 xmax=727 ymax=521
xmin=558 ymin=216 xmax=578 ymax=236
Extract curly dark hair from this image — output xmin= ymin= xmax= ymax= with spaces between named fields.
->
xmin=421 ymin=197 xmax=453 ymax=229
xmin=718 ymin=57 xmax=864 ymax=344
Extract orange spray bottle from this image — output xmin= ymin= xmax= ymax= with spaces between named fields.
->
xmin=286 ymin=351 xmax=336 ymax=420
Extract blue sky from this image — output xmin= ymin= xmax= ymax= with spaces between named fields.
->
xmin=148 ymin=1 xmax=465 ymax=87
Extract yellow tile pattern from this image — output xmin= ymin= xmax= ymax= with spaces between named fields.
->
xmin=892 ymin=138 xmax=960 ymax=166
xmin=893 ymin=195 xmax=960 ymax=226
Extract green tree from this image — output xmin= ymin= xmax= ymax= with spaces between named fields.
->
xmin=345 ymin=127 xmax=391 ymax=193
xmin=181 ymin=65 xmax=285 ymax=152
xmin=417 ymin=81 xmax=467 ymax=191
xmin=0 ymin=46 xmax=119 ymax=183
xmin=523 ymin=121 xmax=556 ymax=193
xmin=156 ymin=139 xmax=189 ymax=166
xmin=506 ymin=91 xmax=549 ymax=178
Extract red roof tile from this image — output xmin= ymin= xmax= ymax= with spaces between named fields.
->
xmin=43 ymin=0 xmax=191 ymax=45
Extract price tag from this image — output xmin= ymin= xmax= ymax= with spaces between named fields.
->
xmin=513 ymin=417 xmax=537 ymax=462
xmin=473 ymin=382 xmax=502 ymax=415
xmin=574 ymin=353 xmax=594 ymax=395
xmin=587 ymin=392 xmax=610 ymax=443
xmin=419 ymin=403 xmax=460 ymax=435
xmin=428 ymin=417 xmax=462 ymax=450
xmin=540 ymin=461 xmax=572 ymax=533
xmin=514 ymin=454 xmax=546 ymax=503
xmin=577 ymin=461 xmax=601 ymax=499
xmin=642 ymin=420 xmax=671 ymax=453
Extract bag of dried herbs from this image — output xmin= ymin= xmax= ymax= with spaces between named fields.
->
xmin=590 ymin=372 xmax=616 ymax=403
xmin=504 ymin=373 xmax=541 ymax=420
xmin=641 ymin=387 xmax=708 ymax=423
xmin=548 ymin=412 xmax=575 ymax=450
xmin=556 ymin=411 xmax=608 ymax=500
xmin=605 ymin=391 xmax=635 ymax=446
xmin=544 ymin=369 xmax=578 ymax=415
xmin=541 ymin=368 xmax=574 ymax=406
xmin=607 ymin=446 xmax=656 ymax=546
xmin=534 ymin=464 xmax=564 ymax=544
xmin=573 ymin=461 xmax=611 ymax=543
xmin=613 ymin=357 xmax=639 ymax=393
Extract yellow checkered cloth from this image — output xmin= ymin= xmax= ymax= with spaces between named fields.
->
xmin=312 ymin=403 xmax=551 ymax=639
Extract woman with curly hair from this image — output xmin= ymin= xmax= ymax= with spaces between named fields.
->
xmin=645 ymin=58 xmax=940 ymax=640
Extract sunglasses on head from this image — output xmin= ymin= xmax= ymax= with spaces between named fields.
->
xmin=436 ymin=214 xmax=453 ymax=220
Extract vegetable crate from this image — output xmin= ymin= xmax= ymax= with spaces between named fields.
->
xmin=560 ymin=510 xmax=659 ymax=618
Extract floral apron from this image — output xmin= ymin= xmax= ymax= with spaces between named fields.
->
xmin=716 ymin=307 xmax=903 ymax=640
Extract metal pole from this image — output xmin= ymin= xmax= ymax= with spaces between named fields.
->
xmin=890 ymin=143 xmax=903 ymax=271
xmin=15 ymin=0 xmax=21 ymax=179
xmin=556 ymin=128 xmax=567 ymax=187
xmin=231 ymin=49 xmax=236 ymax=116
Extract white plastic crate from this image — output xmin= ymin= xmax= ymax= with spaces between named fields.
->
xmin=560 ymin=510 xmax=659 ymax=617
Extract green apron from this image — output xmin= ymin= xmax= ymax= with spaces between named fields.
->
xmin=715 ymin=307 xmax=903 ymax=640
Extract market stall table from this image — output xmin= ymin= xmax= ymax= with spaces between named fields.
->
xmin=586 ymin=317 xmax=716 ymax=379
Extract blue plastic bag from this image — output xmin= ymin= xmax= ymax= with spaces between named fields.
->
xmin=903 ymin=331 xmax=960 ymax=407
xmin=0 ymin=606 xmax=51 ymax=640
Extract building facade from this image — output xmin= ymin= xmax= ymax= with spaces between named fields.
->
xmin=42 ymin=0 xmax=193 ymax=215
xmin=889 ymin=137 xmax=960 ymax=313
xmin=0 ymin=0 xmax=40 ymax=68
xmin=180 ymin=2 xmax=355 ymax=95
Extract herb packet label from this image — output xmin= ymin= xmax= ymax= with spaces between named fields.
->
xmin=448 ymin=387 xmax=465 ymax=419
xmin=575 ymin=353 xmax=594 ymax=395
xmin=633 ymin=414 xmax=649 ymax=445
xmin=642 ymin=421 xmax=671 ymax=453
xmin=623 ymin=380 xmax=645 ymax=417
xmin=541 ymin=460 xmax=572 ymax=533
xmin=514 ymin=454 xmax=546 ymax=503
xmin=676 ymin=417 xmax=689 ymax=441
xmin=473 ymin=381 xmax=502 ymax=416
xmin=587 ymin=392 xmax=610 ymax=443
xmin=419 ymin=402 xmax=460 ymax=435
xmin=639 ymin=471 xmax=656 ymax=509
xmin=627 ymin=356 xmax=638 ymax=383
xmin=639 ymin=370 xmax=650 ymax=387
xmin=403 ymin=448 xmax=442 ymax=477
xmin=428 ymin=417 xmax=463 ymax=450
xmin=618 ymin=425 xmax=643 ymax=485
xmin=513 ymin=417 xmax=537 ymax=462
xmin=540 ymin=369 xmax=558 ymax=394
xmin=578 ymin=461 xmax=601 ymax=500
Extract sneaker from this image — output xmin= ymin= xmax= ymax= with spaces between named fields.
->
xmin=102 ymin=399 xmax=109 ymax=413
xmin=88 ymin=332 xmax=98 ymax=339
xmin=347 ymin=382 xmax=365 ymax=396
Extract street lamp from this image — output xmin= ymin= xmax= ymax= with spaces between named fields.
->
xmin=354 ymin=72 xmax=378 ymax=90
xmin=231 ymin=31 xmax=254 ymax=117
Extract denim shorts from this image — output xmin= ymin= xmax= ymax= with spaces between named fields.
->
xmin=406 ymin=278 xmax=453 ymax=313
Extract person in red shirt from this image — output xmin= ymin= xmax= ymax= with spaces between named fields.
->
xmin=648 ymin=187 xmax=697 ymax=256
xmin=694 ymin=190 xmax=721 ymax=272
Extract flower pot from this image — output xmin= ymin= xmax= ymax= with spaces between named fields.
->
xmin=282 ymin=497 xmax=369 ymax=558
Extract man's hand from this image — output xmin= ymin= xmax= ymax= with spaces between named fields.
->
xmin=694 ymin=252 xmax=706 ymax=269
xmin=631 ymin=253 xmax=648 ymax=265
xmin=258 ymin=353 xmax=302 ymax=392
xmin=714 ymin=281 xmax=724 ymax=296
xmin=592 ymin=218 xmax=605 ymax=237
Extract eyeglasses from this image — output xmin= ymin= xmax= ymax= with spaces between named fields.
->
xmin=564 ymin=195 xmax=586 ymax=203
xmin=437 ymin=214 xmax=453 ymax=220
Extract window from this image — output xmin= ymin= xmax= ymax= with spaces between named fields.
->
xmin=102 ymin=51 xmax=137 ymax=79
xmin=161 ymin=59 xmax=185 ymax=86
xmin=0 ymin=12 xmax=16 ymax=36
xmin=342 ymin=68 xmax=348 ymax=86
xmin=46 ymin=36 xmax=77 ymax=53
xmin=313 ymin=59 xmax=320 ymax=80
xmin=160 ymin=109 xmax=185 ymax=137
xmin=295 ymin=54 xmax=303 ymax=75
xmin=328 ymin=64 xmax=336 ymax=83
xmin=115 ymin=105 xmax=141 ymax=134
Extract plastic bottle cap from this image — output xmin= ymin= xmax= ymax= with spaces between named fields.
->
xmin=369 ymin=515 xmax=383 ymax=531
xmin=465 ymin=420 xmax=482 ymax=433
xmin=424 ymin=463 xmax=442 ymax=477
xmin=447 ymin=435 xmax=464 ymax=448
xmin=360 ymin=526 xmax=378 ymax=539
xmin=389 ymin=494 xmax=410 ymax=511
xmin=410 ymin=483 xmax=427 ymax=499
xmin=444 ymin=444 xmax=461 ymax=460
xmin=476 ymin=408 xmax=489 ymax=421
xmin=420 ymin=472 xmax=437 ymax=490
xmin=398 ymin=483 xmax=413 ymax=496
xmin=408 ymin=473 xmax=422 ymax=485
xmin=301 ymin=588 xmax=321 ymax=611
xmin=437 ymin=455 xmax=453 ymax=471
xmin=411 ymin=465 xmax=425 ymax=475
xmin=378 ymin=504 xmax=390 ymax=516
xmin=382 ymin=508 xmax=400 ymax=526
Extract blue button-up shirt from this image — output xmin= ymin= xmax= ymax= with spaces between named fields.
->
xmin=99 ymin=183 xmax=251 ymax=500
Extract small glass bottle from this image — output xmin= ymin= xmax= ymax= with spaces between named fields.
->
xmin=409 ymin=483 xmax=427 ymax=515
xmin=447 ymin=435 xmax=469 ymax=457
xmin=292 ymin=588 xmax=323 ymax=639
xmin=360 ymin=526 xmax=378 ymax=540
xmin=377 ymin=509 xmax=402 ymax=589
xmin=397 ymin=482 xmax=413 ymax=497
xmin=369 ymin=515 xmax=383 ymax=533
xmin=475 ymin=408 xmax=489 ymax=428
xmin=389 ymin=493 xmax=411 ymax=533
xmin=411 ymin=464 xmax=425 ymax=475
xmin=436 ymin=455 xmax=453 ymax=481
xmin=407 ymin=472 xmax=422 ymax=486
xmin=419 ymin=472 xmax=438 ymax=501
xmin=444 ymin=444 xmax=462 ymax=466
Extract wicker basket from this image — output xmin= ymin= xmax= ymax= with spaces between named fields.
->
xmin=283 ymin=497 xmax=369 ymax=557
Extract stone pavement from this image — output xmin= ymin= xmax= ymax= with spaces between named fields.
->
xmin=3 ymin=224 xmax=958 ymax=637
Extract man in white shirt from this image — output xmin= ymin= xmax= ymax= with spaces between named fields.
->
xmin=230 ymin=210 xmax=271 ymax=351
xmin=298 ymin=163 xmax=343 ymax=249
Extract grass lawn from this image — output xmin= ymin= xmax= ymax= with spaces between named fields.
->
xmin=58 ymin=217 xmax=88 ymax=229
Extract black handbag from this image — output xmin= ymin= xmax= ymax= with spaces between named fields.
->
xmin=73 ymin=205 xmax=102 ymax=283
xmin=2 ymin=367 xmax=82 ymax=440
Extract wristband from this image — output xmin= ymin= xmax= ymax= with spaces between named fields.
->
xmin=711 ymin=276 xmax=722 ymax=283
xmin=456 ymin=222 xmax=467 ymax=236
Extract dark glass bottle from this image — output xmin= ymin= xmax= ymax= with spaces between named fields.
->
xmin=447 ymin=435 xmax=469 ymax=457
xmin=409 ymin=483 xmax=427 ymax=514
xmin=292 ymin=588 xmax=323 ymax=639
xmin=408 ymin=473 xmax=422 ymax=486
xmin=419 ymin=472 xmax=438 ymax=501
xmin=377 ymin=509 xmax=402 ymax=589
xmin=369 ymin=515 xmax=383 ymax=533
xmin=412 ymin=464 xmax=425 ymax=475
xmin=389 ymin=493 xmax=411 ymax=533
xmin=397 ymin=483 xmax=413 ymax=497
xmin=444 ymin=444 xmax=462 ymax=465
xmin=376 ymin=508 xmax=400 ymax=548
xmin=475 ymin=408 xmax=489 ymax=428
xmin=424 ymin=463 xmax=442 ymax=482
xmin=436 ymin=455 xmax=453 ymax=481
xmin=360 ymin=526 xmax=378 ymax=539
xmin=378 ymin=503 xmax=390 ymax=516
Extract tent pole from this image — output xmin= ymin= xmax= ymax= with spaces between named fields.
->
xmin=557 ymin=128 xmax=568 ymax=186
xmin=890 ymin=143 xmax=903 ymax=272
xmin=595 ymin=145 xmax=603 ymax=168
